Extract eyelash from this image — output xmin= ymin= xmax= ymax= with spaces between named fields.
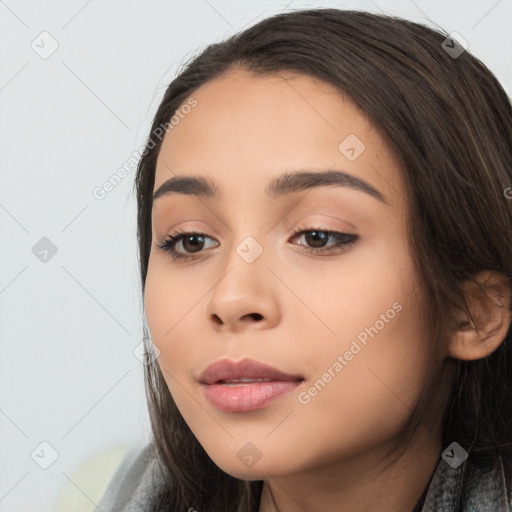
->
xmin=156 ymin=224 xmax=359 ymax=261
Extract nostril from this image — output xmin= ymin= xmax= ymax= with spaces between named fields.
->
xmin=211 ymin=314 xmax=223 ymax=325
xmin=246 ymin=313 xmax=263 ymax=321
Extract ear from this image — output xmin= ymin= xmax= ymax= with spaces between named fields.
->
xmin=448 ymin=270 xmax=511 ymax=361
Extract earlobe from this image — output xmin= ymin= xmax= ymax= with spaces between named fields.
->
xmin=448 ymin=271 xmax=511 ymax=361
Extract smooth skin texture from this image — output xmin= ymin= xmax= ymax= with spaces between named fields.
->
xmin=144 ymin=69 xmax=511 ymax=512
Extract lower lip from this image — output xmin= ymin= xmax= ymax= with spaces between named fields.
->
xmin=202 ymin=380 xmax=302 ymax=412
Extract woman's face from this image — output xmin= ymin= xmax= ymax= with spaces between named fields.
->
xmin=144 ymin=69 xmax=442 ymax=479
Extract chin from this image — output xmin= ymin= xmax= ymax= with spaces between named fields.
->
xmin=221 ymin=467 xmax=267 ymax=481
xmin=206 ymin=449 xmax=297 ymax=481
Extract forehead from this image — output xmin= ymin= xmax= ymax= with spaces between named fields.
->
xmin=153 ymin=69 xmax=404 ymax=208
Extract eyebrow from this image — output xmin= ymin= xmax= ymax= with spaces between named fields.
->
xmin=152 ymin=169 xmax=388 ymax=205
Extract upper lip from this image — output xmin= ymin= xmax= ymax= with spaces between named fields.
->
xmin=198 ymin=357 xmax=304 ymax=384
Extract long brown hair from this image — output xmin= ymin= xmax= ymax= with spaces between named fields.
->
xmin=134 ymin=8 xmax=512 ymax=511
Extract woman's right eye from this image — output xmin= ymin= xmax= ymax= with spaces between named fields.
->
xmin=156 ymin=229 xmax=218 ymax=261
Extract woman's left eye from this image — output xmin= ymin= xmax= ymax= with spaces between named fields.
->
xmin=156 ymin=225 xmax=359 ymax=261
xmin=290 ymin=225 xmax=359 ymax=256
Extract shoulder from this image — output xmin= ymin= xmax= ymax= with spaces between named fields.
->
xmin=463 ymin=454 xmax=511 ymax=511
xmin=499 ymin=456 xmax=512 ymax=511
xmin=94 ymin=441 xmax=165 ymax=512
xmin=421 ymin=452 xmax=512 ymax=512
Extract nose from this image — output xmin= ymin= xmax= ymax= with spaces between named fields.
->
xmin=204 ymin=242 xmax=281 ymax=333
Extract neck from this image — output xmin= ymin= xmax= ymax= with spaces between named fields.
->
xmin=258 ymin=423 xmax=442 ymax=512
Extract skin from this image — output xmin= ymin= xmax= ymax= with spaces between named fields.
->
xmin=144 ymin=69 xmax=511 ymax=512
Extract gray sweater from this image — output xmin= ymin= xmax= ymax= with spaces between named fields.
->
xmin=94 ymin=442 xmax=512 ymax=511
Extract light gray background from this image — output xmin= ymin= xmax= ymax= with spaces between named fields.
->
xmin=1 ymin=1 xmax=511 ymax=511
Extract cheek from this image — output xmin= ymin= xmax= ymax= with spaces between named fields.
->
xmin=288 ymin=235 xmax=418 ymax=359
xmin=144 ymin=261 xmax=206 ymax=387
xmin=303 ymin=301 xmax=428 ymax=415
xmin=306 ymin=313 xmax=428 ymax=440
xmin=290 ymin=245 xmax=428 ymax=435
xmin=144 ymin=278 xmax=202 ymax=425
xmin=293 ymin=275 xmax=429 ymax=462
xmin=144 ymin=255 xmax=200 ymax=344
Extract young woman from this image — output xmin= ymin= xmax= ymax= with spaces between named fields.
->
xmin=96 ymin=8 xmax=512 ymax=512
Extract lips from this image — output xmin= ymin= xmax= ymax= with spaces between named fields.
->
xmin=198 ymin=357 xmax=304 ymax=385
xmin=198 ymin=358 xmax=304 ymax=412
